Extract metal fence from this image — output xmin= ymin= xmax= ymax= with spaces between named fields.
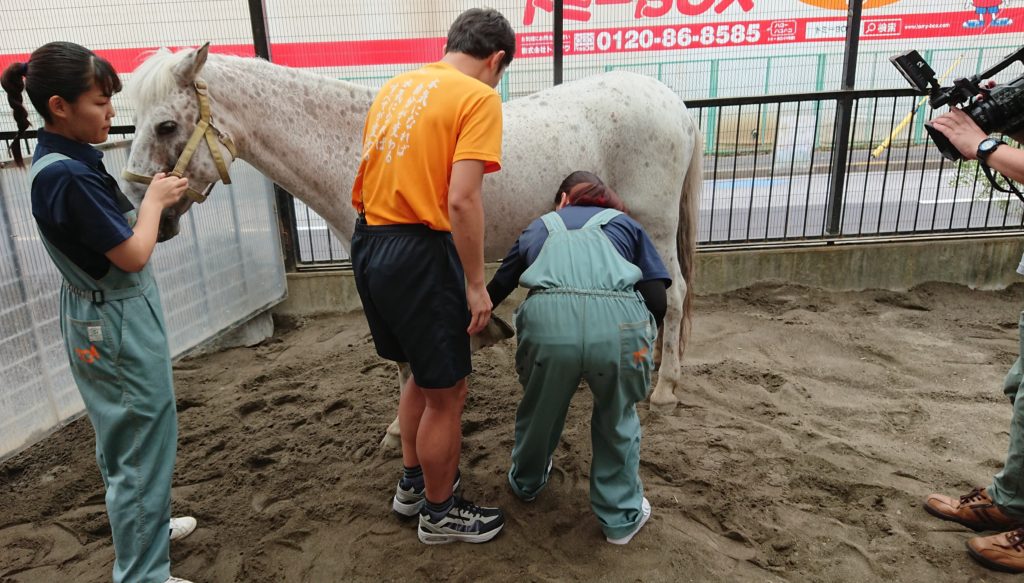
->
xmin=2 ymin=0 xmax=1023 ymax=268
xmin=691 ymin=91 xmax=1024 ymax=245
xmin=0 ymin=139 xmax=287 ymax=460
xmin=266 ymin=1 xmax=1024 ymax=265
xmin=288 ymin=86 xmax=1024 ymax=260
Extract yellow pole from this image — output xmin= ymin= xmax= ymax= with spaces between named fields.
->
xmin=871 ymin=56 xmax=964 ymax=159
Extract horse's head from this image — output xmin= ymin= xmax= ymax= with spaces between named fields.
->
xmin=124 ymin=43 xmax=238 ymax=241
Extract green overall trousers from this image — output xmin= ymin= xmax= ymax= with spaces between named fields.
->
xmin=508 ymin=208 xmax=656 ymax=540
xmin=31 ymin=153 xmax=177 ymax=583
xmin=990 ymin=310 xmax=1024 ymax=520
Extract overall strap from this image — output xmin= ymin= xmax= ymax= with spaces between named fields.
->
xmin=29 ymin=152 xmax=145 ymax=304
xmin=61 ymin=281 xmax=145 ymax=304
xmin=540 ymin=211 xmax=568 ymax=234
xmin=582 ymin=208 xmax=623 ymax=229
xmin=29 ymin=153 xmax=71 ymax=183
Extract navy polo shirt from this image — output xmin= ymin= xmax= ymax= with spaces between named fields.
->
xmin=31 ymin=129 xmax=135 ymax=280
xmin=488 ymin=205 xmax=671 ymax=307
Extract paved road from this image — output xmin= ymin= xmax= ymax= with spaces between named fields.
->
xmin=293 ymin=161 xmax=1024 ymax=262
xmin=703 ymin=166 xmax=1023 ymax=243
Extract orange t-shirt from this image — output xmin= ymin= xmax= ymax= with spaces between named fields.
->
xmin=351 ymin=61 xmax=503 ymax=231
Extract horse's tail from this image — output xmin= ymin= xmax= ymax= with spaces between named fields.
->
xmin=677 ymin=111 xmax=703 ymax=358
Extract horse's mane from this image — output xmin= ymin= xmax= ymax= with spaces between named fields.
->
xmin=124 ymin=48 xmax=203 ymax=117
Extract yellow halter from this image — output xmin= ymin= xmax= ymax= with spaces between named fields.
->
xmin=122 ymin=79 xmax=237 ymax=204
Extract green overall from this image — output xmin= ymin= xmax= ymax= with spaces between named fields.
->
xmin=31 ymin=153 xmax=177 ymax=583
xmin=990 ymin=310 xmax=1024 ymax=520
xmin=508 ymin=208 xmax=656 ymax=540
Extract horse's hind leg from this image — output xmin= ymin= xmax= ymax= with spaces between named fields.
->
xmin=380 ymin=362 xmax=411 ymax=449
xmin=650 ymin=267 xmax=684 ymax=411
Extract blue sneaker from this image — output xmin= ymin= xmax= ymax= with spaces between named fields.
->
xmin=392 ymin=470 xmax=461 ymax=518
xmin=417 ymin=496 xmax=504 ymax=544
xmin=963 ymin=19 xmax=984 ymax=28
xmin=992 ymin=17 xmax=1013 ymax=27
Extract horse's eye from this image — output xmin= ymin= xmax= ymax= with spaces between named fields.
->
xmin=156 ymin=121 xmax=177 ymax=136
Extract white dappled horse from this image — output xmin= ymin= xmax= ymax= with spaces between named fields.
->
xmin=122 ymin=45 xmax=702 ymax=446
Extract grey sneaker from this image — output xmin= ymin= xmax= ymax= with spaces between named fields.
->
xmin=392 ymin=470 xmax=461 ymax=518
xmin=417 ymin=497 xmax=504 ymax=544
xmin=164 ymin=577 xmax=194 ymax=583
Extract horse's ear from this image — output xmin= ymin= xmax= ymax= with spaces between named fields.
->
xmin=172 ymin=42 xmax=211 ymax=86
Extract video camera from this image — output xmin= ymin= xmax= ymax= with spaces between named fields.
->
xmin=890 ymin=47 xmax=1024 ymax=161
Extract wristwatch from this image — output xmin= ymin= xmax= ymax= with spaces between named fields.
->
xmin=977 ymin=137 xmax=1005 ymax=162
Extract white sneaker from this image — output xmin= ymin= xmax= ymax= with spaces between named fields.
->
xmin=606 ymin=497 xmax=652 ymax=545
xmin=164 ymin=577 xmax=194 ymax=583
xmin=169 ymin=516 xmax=197 ymax=541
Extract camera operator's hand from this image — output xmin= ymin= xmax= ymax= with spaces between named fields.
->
xmin=930 ymin=108 xmax=988 ymax=161
xmin=931 ymin=108 xmax=1024 ymax=183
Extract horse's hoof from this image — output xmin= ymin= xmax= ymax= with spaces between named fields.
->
xmin=648 ymin=389 xmax=679 ymax=413
xmin=649 ymin=400 xmax=677 ymax=414
xmin=379 ymin=432 xmax=401 ymax=449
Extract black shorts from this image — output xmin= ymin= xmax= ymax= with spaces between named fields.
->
xmin=351 ymin=219 xmax=471 ymax=389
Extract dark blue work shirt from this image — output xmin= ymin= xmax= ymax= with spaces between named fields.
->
xmin=488 ymin=205 xmax=671 ymax=307
xmin=31 ymin=129 xmax=134 ymax=280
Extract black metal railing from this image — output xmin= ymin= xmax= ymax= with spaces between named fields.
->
xmin=1 ymin=126 xmax=136 ymax=168
xmin=4 ymin=86 xmax=1022 ymax=267
xmin=687 ymin=89 xmax=1023 ymax=246
xmin=4 ymin=0 xmax=1021 ymax=269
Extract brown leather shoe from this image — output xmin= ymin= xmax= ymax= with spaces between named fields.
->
xmin=924 ymin=487 xmax=1024 ymax=531
xmin=967 ymin=528 xmax=1024 ymax=573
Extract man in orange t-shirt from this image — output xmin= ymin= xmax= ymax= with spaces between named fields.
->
xmin=350 ymin=7 xmax=515 ymax=545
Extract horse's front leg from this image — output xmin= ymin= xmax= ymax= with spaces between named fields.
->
xmin=650 ymin=277 xmax=684 ymax=411
xmin=380 ymin=362 xmax=412 ymax=449
xmin=379 ymin=316 xmax=515 ymax=448
xmin=653 ymin=324 xmax=663 ymax=368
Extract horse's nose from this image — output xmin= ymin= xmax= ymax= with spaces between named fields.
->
xmin=157 ymin=209 xmax=182 ymax=242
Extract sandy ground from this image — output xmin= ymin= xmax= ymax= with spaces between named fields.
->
xmin=4 ymin=282 xmax=1024 ymax=582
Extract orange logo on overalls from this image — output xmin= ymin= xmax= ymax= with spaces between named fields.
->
xmin=632 ymin=346 xmax=649 ymax=366
xmin=75 ymin=345 xmax=100 ymax=364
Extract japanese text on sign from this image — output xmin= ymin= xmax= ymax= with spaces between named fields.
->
xmin=523 ymin=0 xmax=757 ymax=25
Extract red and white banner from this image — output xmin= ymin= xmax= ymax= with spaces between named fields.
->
xmin=518 ymin=8 xmax=1024 ymax=58
xmin=0 ymin=2 xmax=1020 ymax=71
